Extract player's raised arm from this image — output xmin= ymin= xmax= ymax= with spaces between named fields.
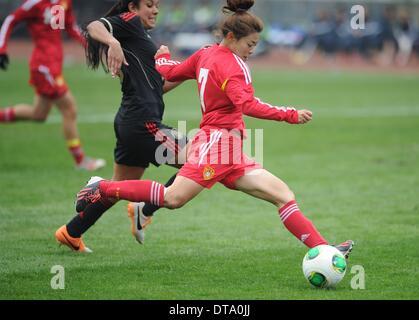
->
xmin=155 ymin=45 xmax=201 ymax=82
xmin=0 ymin=1 xmax=40 ymax=70
xmin=225 ymin=74 xmax=311 ymax=124
xmin=86 ymin=20 xmax=128 ymax=77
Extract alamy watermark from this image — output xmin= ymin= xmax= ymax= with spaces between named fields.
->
xmin=151 ymin=121 xmax=264 ymax=167
xmin=351 ymin=5 xmax=366 ymax=30
xmin=50 ymin=265 xmax=65 ymax=290
xmin=350 ymin=265 xmax=366 ymax=289
xmin=45 ymin=5 xmax=66 ymax=30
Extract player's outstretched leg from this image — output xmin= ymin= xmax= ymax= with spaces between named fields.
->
xmin=0 ymin=96 xmax=53 ymax=123
xmin=234 ymin=169 xmax=353 ymax=253
xmin=98 ymin=176 xmax=203 ymax=208
xmin=127 ymin=173 xmax=178 ymax=244
xmin=57 ymin=175 xmax=203 ymax=252
xmin=0 ymin=107 xmax=16 ymax=122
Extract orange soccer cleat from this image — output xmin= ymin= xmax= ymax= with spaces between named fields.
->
xmin=55 ymin=225 xmax=92 ymax=253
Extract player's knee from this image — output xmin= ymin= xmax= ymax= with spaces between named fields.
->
xmin=61 ymin=105 xmax=77 ymax=121
xmin=274 ymin=189 xmax=295 ymax=207
xmin=165 ymin=194 xmax=187 ymax=210
xmin=32 ymin=114 xmax=48 ymax=122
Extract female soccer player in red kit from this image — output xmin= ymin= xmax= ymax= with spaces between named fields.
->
xmin=61 ymin=0 xmax=354 ymax=256
xmin=0 ymin=0 xmax=105 ymax=170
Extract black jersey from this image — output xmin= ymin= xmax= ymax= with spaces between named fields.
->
xmin=100 ymin=13 xmax=165 ymax=123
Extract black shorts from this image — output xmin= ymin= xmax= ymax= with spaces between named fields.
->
xmin=114 ymin=121 xmax=188 ymax=168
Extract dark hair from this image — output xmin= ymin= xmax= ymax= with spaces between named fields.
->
xmin=221 ymin=0 xmax=264 ymax=40
xmin=85 ymin=0 xmax=141 ymax=71
xmin=104 ymin=0 xmax=138 ymax=18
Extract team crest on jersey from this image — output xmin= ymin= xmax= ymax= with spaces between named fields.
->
xmin=203 ymin=165 xmax=215 ymax=181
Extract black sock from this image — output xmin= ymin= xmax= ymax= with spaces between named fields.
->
xmin=66 ymin=197 xmax=115 ymax=238
xmin=142 ymin=173 xmax=177 ymax=217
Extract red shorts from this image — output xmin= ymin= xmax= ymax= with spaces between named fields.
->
xmin=29 ymin=65 xmax=68 ymax=99
xmin=178 ymin=128 xmax=262 ymax=190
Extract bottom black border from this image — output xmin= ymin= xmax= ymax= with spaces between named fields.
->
xmin=1 ymin=300 xmax=417 ymax=318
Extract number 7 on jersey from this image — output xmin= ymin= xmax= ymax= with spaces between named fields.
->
xmin=198 ymin=68 xmax=209 ymax=112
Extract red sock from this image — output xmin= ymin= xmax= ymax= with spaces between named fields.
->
xmin=67 ymin=139 xmax=85 ymax=165
xmin=99 ymin=180 xmax=165 ymax=207
xmin=0 ymin=107 xmax=16 ymax=122
xmin=279 ymin=200 xmax=328 ymax=248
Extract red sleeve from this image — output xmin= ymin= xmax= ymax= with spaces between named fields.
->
xmin=225 ymin=73 xmax=299 ymax=124
xmin=64 ymin=1 xmax=86 ymax=47
xmin=155 ymin=50 xmax=203 ymax=82
xmin=0 ymin=1 xmax=40 ymax=54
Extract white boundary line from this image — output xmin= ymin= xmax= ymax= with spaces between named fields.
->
xmin=44 ymin=105 xmax=419 ymax=124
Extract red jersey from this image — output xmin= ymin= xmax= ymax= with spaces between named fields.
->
xmin=0 ymin=0 xmax=85 ymax=71
xmin=155 ymin=44 xmax=299 ymax=135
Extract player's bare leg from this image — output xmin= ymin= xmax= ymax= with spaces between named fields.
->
xmin=234 ymin=169 xmax=294 ymax=207
xmin=112 ymin=163 xmax=146 ymax=181
xmin=163 ymin=175 xmax=204 ymax=209
xmin=55 ymin=91 xmax=105 ymax=171
xmin=234 ymin=169 xmax=353 ymax=256
xmin=55 ymin=91 xmax=79 ymax=141
xmin=0 ymin=94 xmax=53 ymax=122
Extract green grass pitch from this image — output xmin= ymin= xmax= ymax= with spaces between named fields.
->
xmin=0 ymin=60 xmax=418 ymax=299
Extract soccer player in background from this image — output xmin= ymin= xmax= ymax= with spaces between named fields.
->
xmin=55 ymin=0 xmax=188 ymax=250
xmin=57 ymin=0 xmax=354 ymax=257
xmin=0 ymin=0 xmax=105 ymax=171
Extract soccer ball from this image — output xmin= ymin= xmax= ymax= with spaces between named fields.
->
xmin=302 ymin=245 xmax=347 ymax=288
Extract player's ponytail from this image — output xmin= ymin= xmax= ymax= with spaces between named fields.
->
xmin=85 ymin=0 xmax=141 ymax=72
xmin=223 ymin=0 xmax=255 ymax=13
xmin=221 ymin=0 xmax=263 ymax=40
xmin=85 ymin=32 xmax=108 ymax=71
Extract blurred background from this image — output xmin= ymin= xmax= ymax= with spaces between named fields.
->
xmin=1 ymin=0 xmax=419 ymax=70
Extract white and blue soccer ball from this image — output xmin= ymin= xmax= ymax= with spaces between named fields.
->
xmin=302 ymin=245 xmax=347 ymax=288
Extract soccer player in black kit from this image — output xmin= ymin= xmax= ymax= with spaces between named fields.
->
xmin=55 ymin=0 xmax=187 ymax=252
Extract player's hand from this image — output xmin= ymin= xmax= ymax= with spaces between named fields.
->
xmin=107 ymin=39 xmax=128 ymax=78
xmin=297 ymin=109 xmax=313 ymax=124
xmin=0 ymin=54 xmax=9 ymax=71
xmin=155 ymin=45 xmax=170 ymax=58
